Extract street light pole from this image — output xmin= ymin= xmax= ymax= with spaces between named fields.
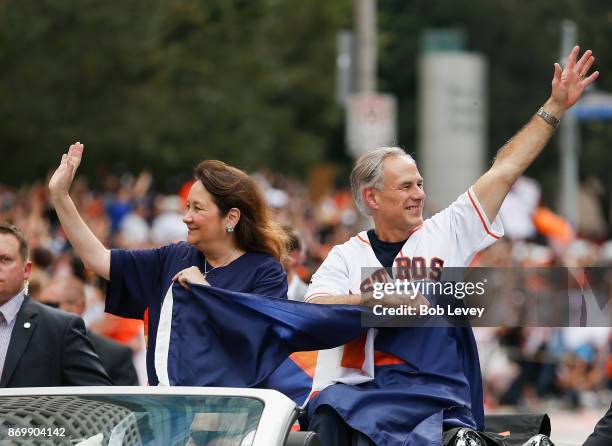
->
xmin=559 ymin=19 xmax=580 ymax=228
xmin=355 ymin=0 xmax=376 ymax=93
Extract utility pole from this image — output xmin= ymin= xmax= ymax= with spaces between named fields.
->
xmin=336 ymin=31 xmax=354 ymax=106
xmin=559 ymin=19 xmax=580 ymax=228
xmin=346 ymin=0 xmax=396 ymax=159
xmin=355 ymin=0 xmax=376 ymax=93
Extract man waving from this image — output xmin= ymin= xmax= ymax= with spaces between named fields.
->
xmin=305 ymin=47 xmax=598 ymax=446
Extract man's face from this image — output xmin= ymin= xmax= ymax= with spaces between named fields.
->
xmin=369 ymin=156 xmax=426 ymax=233
xmin=37 ymin=284 xmax=61 ymax=308
xmin=41 ymin=281 xmax=85 ymax=315
xmin=0 ymin=233 xmax=31 ymax=305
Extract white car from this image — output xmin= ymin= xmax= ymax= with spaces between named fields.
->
xmin=0 ymin=387 xmax=320 ymax=446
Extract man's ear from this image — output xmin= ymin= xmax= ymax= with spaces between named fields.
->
xmin=23 ymin=260 xmax=32 ymax=281
xmin=362 ymin=187 xmax=378 ymax=211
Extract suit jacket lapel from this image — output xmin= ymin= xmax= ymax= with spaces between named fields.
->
xmin=0 ymin=296 xmax=38 ymax=387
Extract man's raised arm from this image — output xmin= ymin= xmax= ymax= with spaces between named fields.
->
xmin=473 ymin=46 xmax=599 ymax=223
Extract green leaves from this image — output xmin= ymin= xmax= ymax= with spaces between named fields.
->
xmin=0 ymin=0 xmax=350 ymax=187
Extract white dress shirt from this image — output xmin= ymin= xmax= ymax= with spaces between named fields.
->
xmin=0 ymin=291 xmax=25 ymax=377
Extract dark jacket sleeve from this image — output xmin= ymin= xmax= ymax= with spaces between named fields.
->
xmin=61 ymin=315 xmax=113 ymax=386
xmin=584 ymin=402 xmax=612 ymax=446
xmin=113 ymin=344 xmax=139 ymax=385
xmin=89 ymin=333 xmax=140 ymax=386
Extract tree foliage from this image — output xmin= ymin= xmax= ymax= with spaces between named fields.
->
xmin=1 ymin=0 xmax=610 ymax=203
xmin=379 ymin=0 xmax=612 ymax=204
xmin=0 ymin=0 xmax=351 ymax=188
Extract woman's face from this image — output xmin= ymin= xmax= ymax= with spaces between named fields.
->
xmin=183 ymin=181 xmax=227 ymax=247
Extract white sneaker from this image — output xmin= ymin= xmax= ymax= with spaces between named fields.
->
xmin=520 ymin=434 xmax=555 ymax=446
xmin=453 ymin=428 xmax=484 ymax=446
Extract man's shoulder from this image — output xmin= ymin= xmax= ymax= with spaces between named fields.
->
xmin=314 ymin=231 xmax=372 ymax=273
xmin=330 ymin=231 xmax=372 ymax=255
xmin=88 ymin=332 xmax=132 ymax=356
xmin=420 ymin=189 xmax=480 ymax=235
xmin=305 ymin=233 xmax=370 ymax=298
xmin=424 ymin=190 xmax=469 ymax=220
xmin=23 ymin=297 xmax=81 ymax=326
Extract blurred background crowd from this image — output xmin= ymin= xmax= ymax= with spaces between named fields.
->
xmin=1 ymin=168 xmax=611 ymax=412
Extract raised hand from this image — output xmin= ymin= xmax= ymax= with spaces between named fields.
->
xmin=551 ymin=46 xmax=599 ymax=110
xmin=48 ymin=142 xmax=84 ymax=199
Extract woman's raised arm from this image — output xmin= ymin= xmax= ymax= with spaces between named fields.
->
xmin=49 ymin=142 xmax=111 ymax=280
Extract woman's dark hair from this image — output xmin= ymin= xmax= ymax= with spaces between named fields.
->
xmin=194 ymin=160 xmax=288 ymax=261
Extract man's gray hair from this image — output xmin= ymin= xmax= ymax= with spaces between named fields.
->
xmin=350 ymin=147 xmax=416 ymax=215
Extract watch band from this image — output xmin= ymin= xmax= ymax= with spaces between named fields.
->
xmin=536 ymin=107 xmax=560 ymax=129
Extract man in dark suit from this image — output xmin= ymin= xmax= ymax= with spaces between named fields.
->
xmin=41 ymin=277 xmax=139 ymax=386
xmin=0 ymin=222 xmax=111 ymax=387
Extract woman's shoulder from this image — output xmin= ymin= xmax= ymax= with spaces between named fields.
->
xmin=157 ymin=241 xmax=197 ymax=255
xmin=239 ymin=251 xmax=282 ymax=269
xmin=156 ymin=241 xmax=202 ymax=263
xmin=112 ymin=241 xmax=194 ymax=262
xmin=238 ymin=252 xmax=287 ymax=298
xmin=161 ymin=240 xmax=193 ymax=252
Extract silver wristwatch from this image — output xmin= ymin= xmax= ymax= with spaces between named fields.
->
xmin=536 ymin=107 xmax=560 ymax=129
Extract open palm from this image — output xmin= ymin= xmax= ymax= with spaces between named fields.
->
xmin=49 ymin=142 xmax=84 ymax=197
xmin=552 ymin=46 xmax=599 ymax=110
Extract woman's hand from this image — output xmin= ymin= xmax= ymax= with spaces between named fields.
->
xmin=49 ymin=142 xmax=84 ymax=200
xmin=172 ymin=266 xmax=210 ymax=290
xmin=46 ymin=141 xmax=112 ymax=280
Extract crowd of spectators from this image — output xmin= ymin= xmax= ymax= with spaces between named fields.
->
xmin=1 ymin=168 xmax=611 ymax=411
xmin=475 ymin=237 xmax=612 ymax=412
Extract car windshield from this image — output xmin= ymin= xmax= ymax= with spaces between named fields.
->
xmin=0 ymin=394 xmax=264 ymax=446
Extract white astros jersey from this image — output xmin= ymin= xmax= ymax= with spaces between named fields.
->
xmin=306 ymin=187 xmax=504 ymax=301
